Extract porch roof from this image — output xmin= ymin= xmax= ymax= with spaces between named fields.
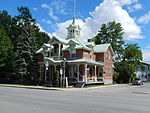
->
xmin=45 ymin=57 xmax=104 ymax=66
xmin=67 ymin=59 xmax=104 ymax=65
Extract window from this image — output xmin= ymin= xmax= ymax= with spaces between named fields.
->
xmin=44 ymin=52 xmax=49 ymax=57
xmin=106 ymin=52 xmax=110 ymax=62
xmin=71 ymin=49 xmax=76 ymax=58
xmin=106 ymin=67 xmax=109 ymax=76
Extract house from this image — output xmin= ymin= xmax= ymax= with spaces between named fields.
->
xmin=135 ymin=62 xmax=150 ymax=81
xmin=36 ymin=18 xmax=115 ymax=87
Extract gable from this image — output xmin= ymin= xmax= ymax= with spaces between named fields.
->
xmin=49 ymin=36 xmax=68 ymax=44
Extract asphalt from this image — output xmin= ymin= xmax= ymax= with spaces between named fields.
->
xmin=0 ymin=83 xmax=128 ymax=91
xmin=0 ymin=83 xmax=150 ymax=113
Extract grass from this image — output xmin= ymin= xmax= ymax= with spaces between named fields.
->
xmin=84 ymin=84 xmax=113 ymax=88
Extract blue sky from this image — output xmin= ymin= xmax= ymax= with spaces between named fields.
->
xmin=0 ymin=0 xmax=150 ymax=63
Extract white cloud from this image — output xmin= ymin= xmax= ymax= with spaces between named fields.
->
xmin=42 ymin=19 xmax=51 ymax=24
xmin=41 ymin=4 xmax=50 ymax=9
xmin=51 ymin=0 xmax=68 ymax=15
xmin=48 ymin=8 xmax=58 ymax=21
xmin=138 ymin=11 xmax=150 ymax=24
xmin=127 ymin=3 xmax=143 ymax=12
xmin=117 ymin=0 xmax=138 ymax=6
xmin=41 ymin=4 xmax=58 ymax=21
xmin=50 ymin=0 xmax=143 ymax=41
xmin=146 ymin=46 xmax=150 ymax=49
xmin=41 ymin=1 xmax=69 ymax=21
xmin=142 ymin=49 xmax=150 ymax=64
xmin=32 ymin=7 xmax=38 ymax=11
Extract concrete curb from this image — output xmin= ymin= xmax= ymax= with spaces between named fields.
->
xmin=0 ymin=84 xmax=61 ymax=91
xmin=83 ymin=84 xmax=129 ymax=90
xmin=0 ymin=84 xmax=129 ymax=91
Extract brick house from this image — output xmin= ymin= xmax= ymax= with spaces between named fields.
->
xmin=36 ymin=18 xmax=115 ymax=86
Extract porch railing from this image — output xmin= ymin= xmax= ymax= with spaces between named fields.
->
xmin=50 ymin=56 xmax=63 ymax=60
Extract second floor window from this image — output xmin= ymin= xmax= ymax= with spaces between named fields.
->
xmin=71 ymin=49 xmax=76 ymax=58
xmin=106 ymin=52 xmax=110 ymax=62
xmin=44 ymin=52 xmax=49 ymax=57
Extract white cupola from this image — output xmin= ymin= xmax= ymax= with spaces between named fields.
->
xmin=66 ymin=17 xmax=81 ymax=39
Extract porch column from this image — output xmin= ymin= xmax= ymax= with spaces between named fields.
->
xmin=58 ymin=44 xmax=61 ymax=58
xmin=84 ymin=64 xmax=87 ymax=83
xmin=77 ymin=64 xmax=79 ymax=82
xmin=54 ymin=65 xmax=57 ymax=71
xmin=95 ymin=65 xmax=97 ymax=81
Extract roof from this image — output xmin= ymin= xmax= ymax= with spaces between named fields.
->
xmin=50 ymin=36 xmax=68 ymax=44
xmin=93 ymin=44 xmax=110 ymax=53
xmin=36 ymin=48 xmax=43 ymax=54
xmin=45 ymin=57 xmax=104 ymax=66
xmin=36 ymin=43 xmax=53 ymax=54
xmin=36 ymin=48 xmax=52 ymax=54
xmin=62 ymin=38 xmax=92 ymax=51
xmin=67 ymin=59 xmax=104 ymax=65
xmin=93 ymin=43 xmax=115 ymax=56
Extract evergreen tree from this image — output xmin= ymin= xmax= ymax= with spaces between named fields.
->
xmin=13 ymin=25 xmax=37 ymax=82
xmin=0 ymin=10 xmax=12 ymax=32
xmin=35 ymin=31 xmax=50 ymax=49
xmin=0 ymin=29 xmax=13 ymax=82
xmin=0 ymin=7 xmax=50 ymax=84
xmin=13 ymin=7 xmax=38 ymax=83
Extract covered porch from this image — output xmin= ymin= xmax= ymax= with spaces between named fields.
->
xmin=43 ymin=57 xmax=104 ymax=86
xmin=66 ymin=62 xmax=104 ymax=86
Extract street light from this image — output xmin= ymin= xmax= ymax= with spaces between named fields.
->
xmin=45 ymin=60 xmax=49 ymax=84
xmin=60 ymin=58 xmax=67 ymax=87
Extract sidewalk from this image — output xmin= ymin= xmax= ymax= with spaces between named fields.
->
xmin=0 ymin=84 xmax=61 ymax=91
xmin=0 ymin=83 xmax=128 ymax=91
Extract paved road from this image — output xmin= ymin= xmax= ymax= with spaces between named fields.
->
xmin=0 ymin=83 xmax=150 ymax=113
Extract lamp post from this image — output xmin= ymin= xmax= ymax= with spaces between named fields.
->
xmin=45 ymin=61 xmax=49 ymax=84
xmin=60 ymin=58 xmax=67 ymax=87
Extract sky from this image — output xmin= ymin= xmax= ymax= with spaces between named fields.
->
xmin=0 ymin=0 xmax=150 ymax=63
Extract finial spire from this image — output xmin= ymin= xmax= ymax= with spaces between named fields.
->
xmin=72 ymin=17 xmax=75 ymax=25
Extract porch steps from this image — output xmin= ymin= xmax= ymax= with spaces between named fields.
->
xmin=75 ymin=82 xmax=85 ymax=88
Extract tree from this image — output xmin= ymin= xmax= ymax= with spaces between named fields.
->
xmin=123 ymin=44 xmax=142 ymax=63
xmin=0 ymin=7 xmax=50 ymax=84
xmin=12 ymin=7 xmax=38 ymax=83
xmin=35 ymin=31 xmax=50 ymax=49
xmin=94 ymin=21 xmax=143 ymax=83
xmin=94 ymin=21 xmax=124 ymax=61
xmin=0 ymin=10 xmax=12 ymax=32
xmin=114 ymin=44 xmax=142 ymax=83
xmin=13 ymin=25 xmax=37 ymax=81
xmin=114 ymin=62 xmax=136 ymax=83
xmin=0 ymin=29 xmax=13 ymax=82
